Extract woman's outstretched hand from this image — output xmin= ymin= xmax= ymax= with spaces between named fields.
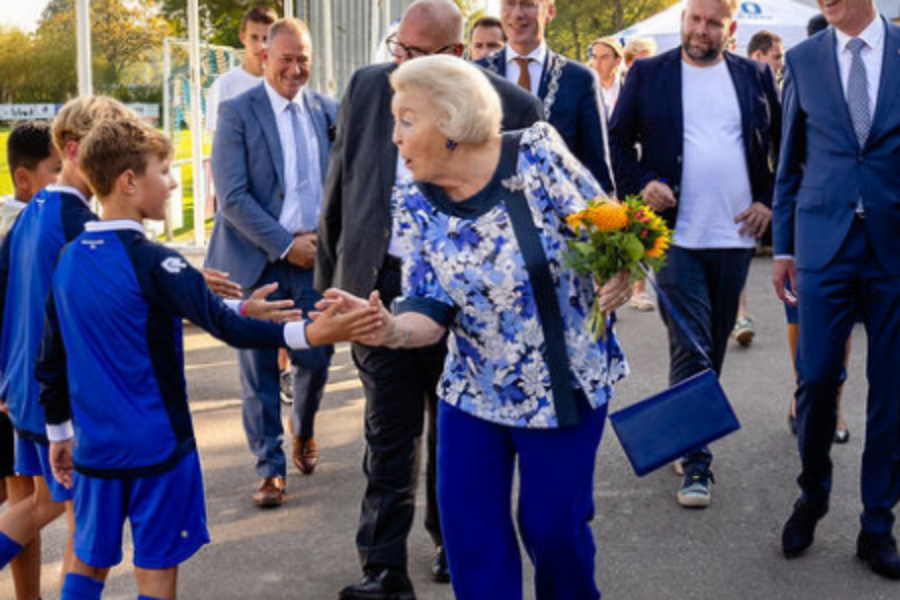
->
xmin=306 ymin=290 xmax=386 ymax=346
xmin=317 ymin=289 xmax=395 ymax=346
xmin=242 ymin=282 xmax=304 ymax=322
xmin=597 ymin=270 xmax=632 ymax=313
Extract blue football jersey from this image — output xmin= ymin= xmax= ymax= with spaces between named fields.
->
xmin=37 ymin=220 xmax=288 ymax=477
xmin=0 ymin=185 xmax=96 ymax=440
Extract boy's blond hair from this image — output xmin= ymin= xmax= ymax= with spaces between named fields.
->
xmin=51 ymin=96 xmax=130 ymax=153
xmin=79 ymin=118 xmax=174 ymax=198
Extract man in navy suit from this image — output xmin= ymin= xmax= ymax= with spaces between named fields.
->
xmin=610 ymin=0 xmax=781 ymax=508
xmin=206 ymin=18 xmax=338 ymax=509
xmin=774 ymin=0 xmax=900 ymax=579
xmin=477 ymin=0 xmax=614 ymax=194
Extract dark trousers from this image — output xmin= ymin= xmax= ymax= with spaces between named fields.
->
xmin=656 ymin=246 xmax=754 ymax=472
xmin=239 ymin=262 xmax=332 ymax=478
xmin=795 ymin=219 xmax=900 ymax=535
xmin=352 ymin=262 xmax=444 ymax=572
xmin=438 ymin=398 xmax=606 ymax=600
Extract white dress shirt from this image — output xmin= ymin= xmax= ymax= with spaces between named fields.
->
xmin=834 ymin=14 xmax=884 ymax=120
xmin=505 ymin=43 xmax=548 ymax=96
xmin=264 ymin=81 xmax=323 ymax=252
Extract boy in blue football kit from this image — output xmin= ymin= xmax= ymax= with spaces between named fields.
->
xmin=0 ymin=97 xmax=131 ymax=589
xmin=1 ymin=119 xmax=63 ymax=600
xmin=35 ymin=117 xmax=381 ymax=600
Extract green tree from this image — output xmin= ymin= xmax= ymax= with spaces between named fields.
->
xmin=35 ymin=0 xmax=169 ymax=97
xmin=161 ymin=0 xmax=285 ymax=47
xmin=548 ymin=0 xmax=680 ymax=62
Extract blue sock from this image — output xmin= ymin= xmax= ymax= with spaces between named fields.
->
xmin=61 ymin=573 xmax=104 ymax=600
xmin=0 ymin=531 xmax=24 ymax=569
xmin=137 ymin=596 xmax=167 ymax=600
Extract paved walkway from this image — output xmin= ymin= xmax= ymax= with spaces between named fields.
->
xmin=2 ymin=257 xmax=897 ymax=599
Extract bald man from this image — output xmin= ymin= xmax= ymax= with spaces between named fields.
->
xmin=317 ymin=1 xmax=542 ymax=597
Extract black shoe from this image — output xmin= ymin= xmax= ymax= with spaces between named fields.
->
xmin=833 ymin=428 xmax=850 ymax=444
xmin=432 ymin=546 xmax=450 ymax=584
xmin=782 ymin=499 xmax=828 ymax=558
xmin=338 ymin=568 xmax=416 ymax=600
xmin=857 ymin=531 xmax=900 ymax=579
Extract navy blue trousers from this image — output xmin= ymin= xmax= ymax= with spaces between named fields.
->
xmin=795 ymin=219 xmax=900 ymax=534
xmin=437 ymin=398 xmax=607 ymax=600
xmin=656 ymin=246 xmax=753 ymax=471
xmin=238 ymin=262 xmax=332 ymax=478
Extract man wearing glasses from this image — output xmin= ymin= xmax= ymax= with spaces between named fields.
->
xmin=479 ymin=0 xmax=615 ymax=194
xmin=317 ymin=1 xmax=541 ymax=598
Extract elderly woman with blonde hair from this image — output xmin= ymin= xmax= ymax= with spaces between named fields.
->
xmin=329 ymin=55 xmax=630 ymax=599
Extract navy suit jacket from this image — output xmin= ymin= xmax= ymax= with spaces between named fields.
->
xmin=610 ymin=48 xmax=782 ymax=229
xmin=206 ymin=84 xmax=338 ymax=288
xmin=774 ymin=20 xmax=900 ymax=274
xmin=478 ymin=48 xmax=615 ymax=194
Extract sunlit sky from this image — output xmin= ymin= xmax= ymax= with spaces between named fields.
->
xmin=0 ymin=1 xmax=49 ymax=33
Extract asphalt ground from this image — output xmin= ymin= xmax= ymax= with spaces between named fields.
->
xmin=2 ymin=256 xmax=897 ymax=599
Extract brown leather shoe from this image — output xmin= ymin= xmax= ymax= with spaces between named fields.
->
xmin=252 ymin=477 xmax=285 ymax=508
xmin=292 ymin=436 xmax=319 ymax=475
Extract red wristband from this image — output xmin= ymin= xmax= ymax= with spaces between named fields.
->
xmin=240 ymin=301 xmax=248 ymax=316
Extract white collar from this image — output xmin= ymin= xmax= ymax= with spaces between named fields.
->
xmin=4 ymin=197 xmax=27 ymax=210
xmin=45 ymin=184 xmax=90 ymax=207
xmin=506 ymin=41 xmax=548 ymax=67
xmin=84 ymin=219 xmax=145 ymax=234
xmin=835 ymin=14 xmax=884 ymax=54
xmin=264 ymin=80 xmax=306 ymax=116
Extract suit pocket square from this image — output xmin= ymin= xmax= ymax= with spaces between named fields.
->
xmin=609 ymin=369 xmax=741 ymax=477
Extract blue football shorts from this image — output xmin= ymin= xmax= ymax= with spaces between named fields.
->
xmin=72 ymin=450 xmax=210 ymax=570
xmin=13 ymin=433 xmax=73 ymax=502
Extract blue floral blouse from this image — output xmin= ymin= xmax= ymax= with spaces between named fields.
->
xmin=393 ymin=123 xmax=628 ymax=429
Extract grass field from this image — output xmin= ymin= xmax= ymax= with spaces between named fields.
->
xmin=0 ymin=129 xmax=213 ymax=242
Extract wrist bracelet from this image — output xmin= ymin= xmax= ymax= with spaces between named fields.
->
xmin=240 ymin=301 xmax=248 ymax=316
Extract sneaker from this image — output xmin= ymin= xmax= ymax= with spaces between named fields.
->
xmin=677 ymin=469 xmax=715 ymax=508
xmin=280 ymin=368 xmax=293 ymax=405
xmin=732 ymin=317 xmax=755 ymax=347
xmin=672 ymin=459 xmax=684 ymax=476
xmin=629 ymin=292 xmax=656 ymax=312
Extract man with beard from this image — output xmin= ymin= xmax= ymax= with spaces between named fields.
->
xmin=610 ymin=0 xmax=781 ymax=508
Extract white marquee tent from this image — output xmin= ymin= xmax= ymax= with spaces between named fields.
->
xmin=614 ymin=0 xmax=820 ymax=55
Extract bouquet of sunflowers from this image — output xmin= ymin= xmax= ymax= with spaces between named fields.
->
xmin=565 ymin=196 xmax=672 ymax=340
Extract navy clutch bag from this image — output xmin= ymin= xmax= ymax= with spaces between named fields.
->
xmin=609 ymin=266 xmax=741 ymax=477
xmin=609 ymin=369 xmax=740 ymax=477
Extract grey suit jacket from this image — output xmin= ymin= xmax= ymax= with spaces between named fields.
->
xmin=206 ymin=83 xmax=338 ymax=288
xmin=315 ymin=62 xmax=543 ymax=296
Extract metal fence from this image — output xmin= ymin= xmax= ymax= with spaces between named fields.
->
xmin=300 ymin=0 xmax=414 ymax=98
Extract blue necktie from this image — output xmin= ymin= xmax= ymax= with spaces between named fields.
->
xmin=287 ymin=102 xmax=312 ymax=230
xmin=847 ymin=38 xmax=871 ymax=148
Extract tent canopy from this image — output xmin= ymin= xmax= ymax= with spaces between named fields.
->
xmin=615 ymin=0 xmax=819 ymax=55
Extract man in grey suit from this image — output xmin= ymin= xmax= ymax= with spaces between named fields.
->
xmin=317 ymin=1 xmax=542 ymax=598
xmin=207 ymin=18 xmax=338 ymax=509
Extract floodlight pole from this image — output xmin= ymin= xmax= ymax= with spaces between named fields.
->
xmin=187 ymin=0 xmax=206 ymax=246
xmin=75 ymin=0 xmax=92 ymax=96
xmin=285 ymin=0 xmax=294 ymax=19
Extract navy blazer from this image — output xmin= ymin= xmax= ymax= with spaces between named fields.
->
xmin=774 ymin=20 xmax=900 ymax=274
xmin=206 ymin=84 xmax=338 ymax=288
xmin=478 ymin=48 xmax=615 ymax=195
xmin=609 ymin=48 xmax=782 ymax=229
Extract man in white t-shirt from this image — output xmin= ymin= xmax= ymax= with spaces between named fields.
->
xmin=610 ymin=0 xmax=781 ymax=508
xmin=207 ymin=5 xmax=277 ymax=134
